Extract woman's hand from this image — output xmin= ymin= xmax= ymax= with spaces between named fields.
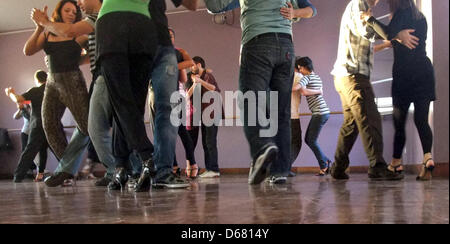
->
xmin=31 ymin=6 xmax=49 ymax=27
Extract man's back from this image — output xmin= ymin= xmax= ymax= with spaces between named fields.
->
xmin=332 ymin=0 xmax=376 ymax=78
xmin=240 ymin=0 xmax=297 ymax=45
xmin=22 ymin=85 xmax=45 ymax=126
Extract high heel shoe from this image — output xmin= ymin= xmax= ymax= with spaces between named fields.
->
xmin=388 ymin=159 xmax=404 ymax=174
xmin=315 ymin=168 xmax=327 ymax=177
xmin=185 ymin=165 xmax=199 ymax=179
xmin=388 ymin=164 xmax=404 ymax=173
xmin=190 ymin=165 xmax=199 ymax=179
xmin=316 ymin=161 xmax=331 ymax=176
xmin=135 ymin=158 xmax=155 ymax=192
xmin=416 ymin=158 xmax=435 ymax=181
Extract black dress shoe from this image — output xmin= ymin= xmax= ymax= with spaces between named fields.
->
xmin=368 ymin=166 xmax=404 ymax=181
xmin=134 ymin=158 xmax=155 ymax=192
xmin=330 ymin=163 xmax=349 ymax=180
xmin=108 ymin=167 xmax=128 ymax=190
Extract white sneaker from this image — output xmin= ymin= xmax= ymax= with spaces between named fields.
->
xmin=199 ymin=170 xmax=220 ymax=178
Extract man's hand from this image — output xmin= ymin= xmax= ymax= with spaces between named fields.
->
xmin=360 ymin=8 xmax=372 ymax=22
xmin=5 ymin=87 xmax=13 ymax=96
xmin=396 ymin=29 xmax=419 ymax=50
xmin=193 ymin=75 xmax=203 ymax=84
xmin=280 ymin=2 xmax=294 ymax=20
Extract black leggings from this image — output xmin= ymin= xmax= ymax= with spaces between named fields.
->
xmin=393 ymin=100 xmax=433 ymax=159
xmin=173 ymin=125 xmax=197 ymax=167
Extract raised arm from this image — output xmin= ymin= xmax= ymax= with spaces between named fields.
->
xmin=32 ymin=6 xmax=95 ymax=38
xmin=365 ymin=13 xmax=419 ymax=49
xmin=5 ymin=87 xmax=26 ymax=104
xmin=23 ymin=26 xmax=45 ymax=56
xmin=177 ymin=48 xmax=195 ymax=70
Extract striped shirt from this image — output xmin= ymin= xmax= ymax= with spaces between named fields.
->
xmin=331 ymin=0 xmax=378 ymax=78
xmin=298 ymin=73 xmax=330 ymax=116
xmin=84 ymin=14 xmax=97 ymax=73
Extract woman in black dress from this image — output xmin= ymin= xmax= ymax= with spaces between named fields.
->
xmin=365 ymin=0 xmax=436 ymax=180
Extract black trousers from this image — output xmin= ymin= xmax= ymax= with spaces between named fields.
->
xmin=290 ymin=119 xmax=302 ymax=168
xmin=393 ymin=100 xmax=433 ymax=159
xmin=21 ymin=133 xmax=36 ymax=170
xmin=101 ymin=54 xmax=154 ymax=162
xmin=15 ymin=125 xmax=49 ymax=178
xmin=111 ymin=120 xmax=135 ymax=172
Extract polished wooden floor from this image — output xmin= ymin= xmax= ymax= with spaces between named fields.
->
xmin=0 ymin=174 xmax=448 ymax=224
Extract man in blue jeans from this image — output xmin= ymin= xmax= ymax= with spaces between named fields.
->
xmin=134 ymin=0 xmax=200 ymax=191
xmin=205 ymin=0 xmax=316 ymax=185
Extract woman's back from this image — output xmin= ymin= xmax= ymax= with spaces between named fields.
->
xmin=389 ymin=7 xmax=428 ymax=68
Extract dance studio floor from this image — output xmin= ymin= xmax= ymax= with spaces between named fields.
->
xmin=0 ymin=174 xmax=448 ymax=224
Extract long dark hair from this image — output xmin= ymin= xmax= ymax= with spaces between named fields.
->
xmin=51 ymin=0 xmax=82 ymax=23
xmin=388 ymin=0 xmax=424 ymax=20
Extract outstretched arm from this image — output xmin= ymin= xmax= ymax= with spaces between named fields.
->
xmin=5 ymin=87 xmax=25 ymax=104
xmin=23 ymin=16 xmax=45 ymax=56
xmin=365 ymin=15 xmax=419 ymax=50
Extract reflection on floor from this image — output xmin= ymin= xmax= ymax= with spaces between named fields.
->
xmin=0 ymin=174 xmax=448 ymax=224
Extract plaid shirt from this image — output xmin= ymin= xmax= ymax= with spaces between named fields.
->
xmin=332 ymin=0 xmax=378 ymax=78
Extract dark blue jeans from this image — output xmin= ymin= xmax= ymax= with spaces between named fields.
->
xmin=151 ymin=46 xmax=179 ymax=179
xmin=305 ymin=113 xmax=330 ymax=169
xmin=239 ymin=33 xmax=295 ymax=177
